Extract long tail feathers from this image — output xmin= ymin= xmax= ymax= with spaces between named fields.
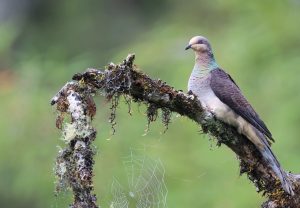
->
xmin=260 ymin=143 xmax=294 ymax=195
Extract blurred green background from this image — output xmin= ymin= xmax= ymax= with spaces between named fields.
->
xmin=1 ymin=0 xmax=300 ymax=207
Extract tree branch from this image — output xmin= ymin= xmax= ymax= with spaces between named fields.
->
xmin=51 ymin=54 xmax=300 ymax=208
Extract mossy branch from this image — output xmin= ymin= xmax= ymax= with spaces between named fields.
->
xmin=51 ymin=54 xmax=300 ymax=208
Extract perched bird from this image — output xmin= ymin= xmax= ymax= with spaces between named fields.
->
xmin=185 ymin=36 xmax=294 ymax=195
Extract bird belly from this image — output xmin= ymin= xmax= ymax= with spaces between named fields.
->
xmin=188 ymin=75 xmax=264 ymax=149
xmin=199 ymin=89 xmax=265 ymax=150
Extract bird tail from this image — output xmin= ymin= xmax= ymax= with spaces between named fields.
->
xmin=258 ymin=132 xmax=294 ymax=195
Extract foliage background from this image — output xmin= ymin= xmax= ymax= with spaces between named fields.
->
xmin=1 ymin=0 xmax=300 ymax=207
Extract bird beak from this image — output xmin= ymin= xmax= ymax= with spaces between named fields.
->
xmin=185 ymin=44 xmax=192 ymax=50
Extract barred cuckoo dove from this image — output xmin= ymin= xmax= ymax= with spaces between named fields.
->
xmin=185 ymin=35 xmax=294 ymax=195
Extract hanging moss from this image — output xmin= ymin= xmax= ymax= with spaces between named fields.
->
xmin=52 ymin=54 xmax=300 ymax=208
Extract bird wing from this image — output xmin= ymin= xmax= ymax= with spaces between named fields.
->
xmin=210 ymin=68 xmax=274 ymax=142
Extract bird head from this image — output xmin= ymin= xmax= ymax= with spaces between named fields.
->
xmin=185 ymin=36 xmax=212 ymax=53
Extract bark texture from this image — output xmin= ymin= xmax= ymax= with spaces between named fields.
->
xmin=51 ymin=54 xmax=300 ymax=208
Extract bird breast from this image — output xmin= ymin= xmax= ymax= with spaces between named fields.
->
xmin=188 ymin=74 xmax=230 ymax=114
xmin=188 ymin=73 xmax=264 ymax=149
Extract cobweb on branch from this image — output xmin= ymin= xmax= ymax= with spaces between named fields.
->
xmin=110 ymin=149 xmax=168 ymax=208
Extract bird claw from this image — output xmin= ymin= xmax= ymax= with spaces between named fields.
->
xmin=201 ymin=111 xmax=214 ymax=124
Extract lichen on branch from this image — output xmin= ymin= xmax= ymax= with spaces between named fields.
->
xmin=52 ymin=82 xmax=98 ymax=208
xmin=51 ymin=54 xmax=300 ymax=208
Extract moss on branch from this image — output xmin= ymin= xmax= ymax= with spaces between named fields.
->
xmin=51 ymin=54 xmax=300 ymax=208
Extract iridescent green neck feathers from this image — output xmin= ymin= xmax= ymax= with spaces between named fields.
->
xmin=191 ymin=52 xmax=218 ymax=78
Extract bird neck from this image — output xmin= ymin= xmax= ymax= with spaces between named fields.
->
xmin=192 ymin=52 xmax=218 ymax=78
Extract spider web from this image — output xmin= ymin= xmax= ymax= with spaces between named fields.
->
xmin=110 ymin=149 xmax=168 ymax=208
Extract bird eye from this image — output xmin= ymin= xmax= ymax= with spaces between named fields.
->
xmin=197 ymin=40 xmax=203 ymax=44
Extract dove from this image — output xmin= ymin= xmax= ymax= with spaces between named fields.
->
xmin=185 ymin=35 xmax=293 ymax=195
